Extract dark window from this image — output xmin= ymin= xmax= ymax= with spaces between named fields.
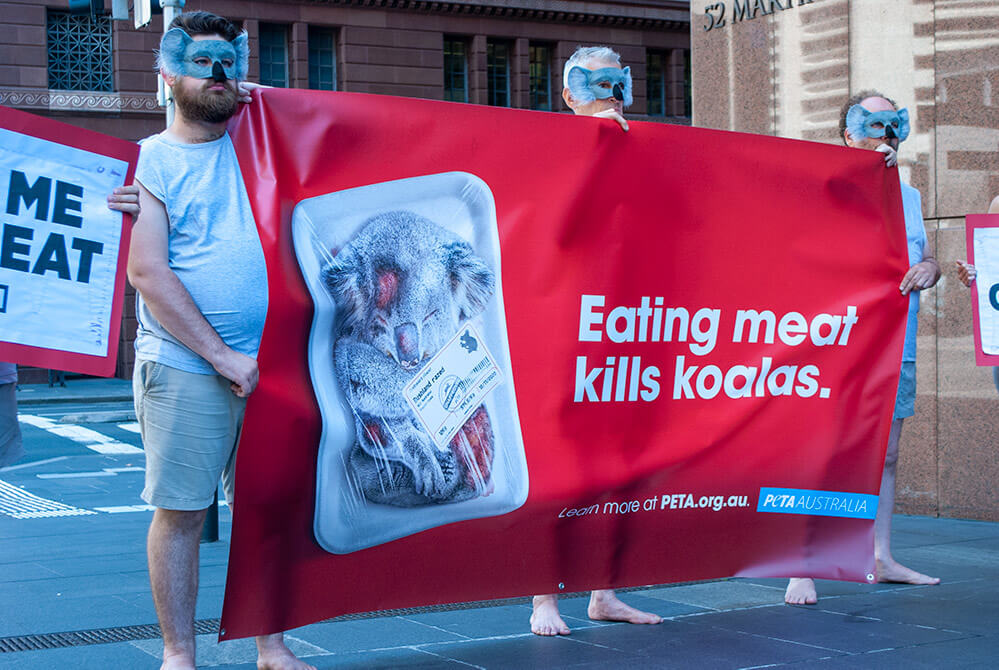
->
xmin=46 ymin=10 xmax=113 ymax=92
xmin=308 ymin=27 xmax=337 ymax=91
xmin=258 ymin=23 xmax=289 ymax=88
xmin=529 ymin=44 xmax=552 ymax=111
xmin=487 ymin=41 xmax=511 ymax=107
xmin=443 ymin=38 xmax=468 ymax=103
xmin=647 ymin=51 xmax=666 ymax=116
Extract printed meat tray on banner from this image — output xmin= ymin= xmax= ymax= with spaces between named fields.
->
xmin=292 ymin=172 xmax=528 ymax=553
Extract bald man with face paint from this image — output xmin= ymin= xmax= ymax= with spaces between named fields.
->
xmin=529 ymin=46 xmax=663 ymax=637
xmin=785 ymin=91 xmax=941 ymax=607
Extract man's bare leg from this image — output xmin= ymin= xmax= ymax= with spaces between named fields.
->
xmin=874 ymin=419 xmax=940 ymax=585
xmin=784 ymin=578 xmax=817 ymax=605
xmin=148 ymin=508 xmax=207 ymax=670
xmin=256 ymin=633 xmax=317 ymax=670
xmin=587 ymin=589 xmax=662 ymax=624
xmin=531 ymin=594 xmax=570 ymax=636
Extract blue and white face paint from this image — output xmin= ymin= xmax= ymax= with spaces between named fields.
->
xmin=566 ymin=66 xmax=633 ymax=107
xmin=846 ymin=104 xmax=910 ymax=143
xmin=157 ymin=28 xmax=249 ymax=83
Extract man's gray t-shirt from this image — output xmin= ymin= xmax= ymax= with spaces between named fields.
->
xmin=133 ymin=132 xmax=267 ymax=374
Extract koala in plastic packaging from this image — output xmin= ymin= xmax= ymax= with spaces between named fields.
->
xmin=323 ymin=210 xmax=497 ymax=507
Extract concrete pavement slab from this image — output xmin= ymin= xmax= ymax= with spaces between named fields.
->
xmin=311 ymin=608 xmax=517 ymax=649
xmin=566 ymin=619 xmax=838 ymax=668
xmin=642 ymin=579 xmax=784 ymax=610
xmin=129 ymin=633 xmax=331 ymax=667
xmin=691 ymin=603 xmax=968 ymax=655
xmin=792 ymin=634 xmax=995 ymax=670
xmin=0 ymin=641 xmax=160 ymax=669
xmin=418 ymin=631 xmax=652 ymax=670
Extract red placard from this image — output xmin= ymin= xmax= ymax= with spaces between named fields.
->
xmin=220 ymin=89 xmax=908 ymax=640
xmin=965 ymin=214 xmax=999 ymax=365
xmin=0 ymin=105 xmax=138 ymax=377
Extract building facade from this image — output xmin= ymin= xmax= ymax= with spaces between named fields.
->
xmin=0 ymin=0 xmax=692 ymax=381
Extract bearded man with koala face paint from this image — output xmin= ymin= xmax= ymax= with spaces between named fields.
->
xmin=784 ymin=92 xmax=942 ymax=608
xmin=128 ymin=11 xmax=313 ymax=670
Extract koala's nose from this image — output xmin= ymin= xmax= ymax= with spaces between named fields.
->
xmin=884 ymin=125 xmax=896 ymax=140
xmin=395 ymin=322 xmax=420 ymax=369
xmin=612 ymin=83 xmax=625 ymax=101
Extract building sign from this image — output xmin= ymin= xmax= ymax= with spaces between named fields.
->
xmin=703 ymin=0 xmax=820 ymax=32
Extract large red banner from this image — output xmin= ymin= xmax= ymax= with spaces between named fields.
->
xmin=220 ymin=89 xmax=908 ymax=640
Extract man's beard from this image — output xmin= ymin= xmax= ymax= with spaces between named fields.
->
xmin=173 ymin=80 xmax=238 ymax=124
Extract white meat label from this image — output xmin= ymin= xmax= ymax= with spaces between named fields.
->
xmin=404 ymin=323 xmax=501 ymax=449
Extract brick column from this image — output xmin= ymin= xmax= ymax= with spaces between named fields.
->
xmin=244 ymin=19 xmax=260 ymax=83
xmin=291 ymin=22 xmax=309 ymax=89
xmin=668 ymin=48 xmax=687 ymax=117
xmin=512 ymin=38 xmax=529 ymax=109
xmin=469 ymin=35 xmax=487 ymax=105
xmin=337 ymin=26 xmax=349 ymax=91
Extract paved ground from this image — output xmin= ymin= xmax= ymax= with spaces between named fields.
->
xmin=1 ymin=380 xmax=996 ymax=669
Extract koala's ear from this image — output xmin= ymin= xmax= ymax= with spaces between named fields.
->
xmin=845 ymin=104 xmax=870 ymax=142
xmin=446 ymin=241 xmax=495 ymax=320
xmin=323 ymin=253 xmax=364 ymax=331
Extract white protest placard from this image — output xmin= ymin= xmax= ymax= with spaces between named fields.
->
xmin=966 ymin=214 xmax=999 ymax=365
xmin=0 ymin=106 xmax=138 ymax=376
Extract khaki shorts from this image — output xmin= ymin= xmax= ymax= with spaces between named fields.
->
xmin=134 ymin=360 xmax=246 ymax=510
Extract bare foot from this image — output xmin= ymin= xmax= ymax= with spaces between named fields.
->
xmin=256 ymin=633 xmax=317 ymax=670
xmin=531 ymin=594 xmax=571 ymax=636
xmin=161 ymin=652 xmax=195 ymax=670
xmin=784 ymin=578 xmax=817 ymax=605
xmin=587 ymin=589 xmax=662 ymax=624
xmin=876 ymin=558 xmax=940 ymax=585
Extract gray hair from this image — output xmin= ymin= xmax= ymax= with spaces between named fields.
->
xmin=562 ymin=46 xmax=622 ymax=88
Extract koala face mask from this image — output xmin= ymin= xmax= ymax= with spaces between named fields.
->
xmin=158 ymin=28 xmax=249 ymax=82
xmin=846 ymin=104 xmax=910 ymax=143
xmin=566 ymin=66 xmax=633 ymax=107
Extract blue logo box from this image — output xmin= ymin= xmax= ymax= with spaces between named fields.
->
xmin=757 ymin=487 xmax=878 ymax=520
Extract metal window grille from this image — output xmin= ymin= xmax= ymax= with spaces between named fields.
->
xmin=529 ymin=44 xmax=551 ymax=111
xmin=487 ymin=41 xmax=511 ymax=107
xmin=308 ymin=27 xmax=337 ymax=91
xmin=46 ymin=10 xmax=113 ymax=92
xmin=443 ymin=38 xmax=468 ymax=103
xmin=647 ymin=51 xmax=666 ymax=116
xmin=258 ymin=24 xmax=288 ymax=88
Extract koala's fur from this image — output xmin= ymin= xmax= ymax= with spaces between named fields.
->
xmin=323 ymin=211 xmax=496 ymax=507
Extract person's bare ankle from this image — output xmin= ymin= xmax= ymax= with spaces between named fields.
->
xmin=587 ymin=590 xmax=661 ymax=624
xmin=161 ymin=649 xmax=196 ymax=670
xmin=531 ymin=594 xmax=570 ymax=636
xmin=784 ymin=578 xmax=818 ymax=605
xmin=875 ymin=558 xmax=940 ymax=585
xmin=256 ymin=633 xmax=317 ymax=670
